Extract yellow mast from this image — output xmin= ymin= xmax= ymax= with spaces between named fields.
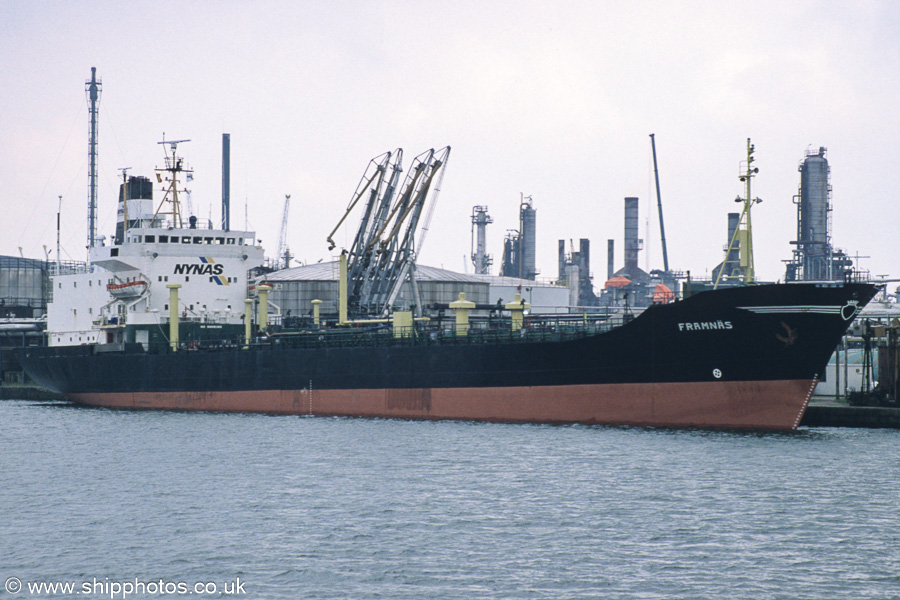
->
xmin=741 ymin=138 xmax=757 ymax=283
xmin=715 ymin=138 xmax=760 ymax=288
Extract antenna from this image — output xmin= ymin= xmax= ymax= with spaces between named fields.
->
xmin=158 ymin=136 xmax=192 ymax=150
xmin=57 ymin=195 xmax=62 ymax=274
xmin=85 ymin=67 xmax=102 ymax=260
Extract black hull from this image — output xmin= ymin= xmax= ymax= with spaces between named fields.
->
xmin=20 ymin=282 xmax=877 ymax=429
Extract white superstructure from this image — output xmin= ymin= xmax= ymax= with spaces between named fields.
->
xmin=47 ymin=141 xmax=265 ymax=347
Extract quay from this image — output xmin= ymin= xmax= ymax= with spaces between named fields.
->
xmin=802 ymin=398 xmax=900 ymax=429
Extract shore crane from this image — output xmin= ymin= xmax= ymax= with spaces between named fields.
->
xmin=326 ymin=146 xmax=451 ymax=318
xmin=277 ymin=194 xmax=292 ymax=269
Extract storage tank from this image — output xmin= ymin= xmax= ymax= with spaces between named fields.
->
xmin=265 ymin=262 xmax=490 ymax=320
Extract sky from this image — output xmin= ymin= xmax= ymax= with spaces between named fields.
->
xmin=2 ymin=0 xmax=900 ymax=285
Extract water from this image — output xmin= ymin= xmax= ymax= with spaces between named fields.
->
xmin=1 ymin=399 xmax=898 ymax=599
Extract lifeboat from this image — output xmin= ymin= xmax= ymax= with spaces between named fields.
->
xmin=604 ymin=276 xmax=632 ymax=289
xmin=107 ymin=280 xmax=149 ymax=298
xmin=653 ymin=283 xmax=674 ymax=303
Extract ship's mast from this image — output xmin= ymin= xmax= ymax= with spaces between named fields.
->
xmin=152 ymin=137 xmax=191 ymax=228
xmin=85 ymin=67 xmax=101 ymax=260
xmin=738 ymin=138 xmax=759 ymax=284
xmin=56 ymin=195 xmax=62 ymax=275
xmin=715 ymin=138 xmax=761 ymax=288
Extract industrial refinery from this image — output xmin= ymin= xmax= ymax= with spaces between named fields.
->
xmin=458 ymin=139 xmax=873 ymax=312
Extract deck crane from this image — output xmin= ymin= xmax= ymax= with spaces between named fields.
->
xmin=327 ymin=146 xmax=451 ymax=319
xmin=277 ymin=194 xmax=292 ymax=269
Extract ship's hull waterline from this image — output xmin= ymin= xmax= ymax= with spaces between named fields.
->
xmin=68 ymin=378 xmax=819 ymax=430
xmin=21 ymin=282 xmax=878 ymax=431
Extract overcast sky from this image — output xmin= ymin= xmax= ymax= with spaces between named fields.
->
xmin=3 ymin=0 xmax=899 ymax=285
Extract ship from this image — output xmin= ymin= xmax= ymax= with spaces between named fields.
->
xmin=21 ymin=275 xmax=876 ymax=430
xmin=18 ymin=139 xmax=878 ymax=430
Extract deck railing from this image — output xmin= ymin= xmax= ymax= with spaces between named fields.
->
xmin=132 ymin=312 xmax=637 ymax=355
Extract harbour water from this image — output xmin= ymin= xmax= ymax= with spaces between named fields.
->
xmin=1 ymin=399 xmax=898 ymax=599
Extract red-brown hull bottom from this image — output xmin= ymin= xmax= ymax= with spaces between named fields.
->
xmin=68 ymin=378 xmax=819 ymax=430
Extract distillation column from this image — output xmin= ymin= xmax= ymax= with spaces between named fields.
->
xmin=471 ymin=206 xmax=493 ymax=275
